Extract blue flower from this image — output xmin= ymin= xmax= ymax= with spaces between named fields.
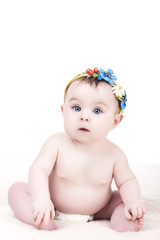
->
xmin=97 ymin=68 xmax=117 ymax=85
xmin=120 ymin=91 xmax=127 ymax=109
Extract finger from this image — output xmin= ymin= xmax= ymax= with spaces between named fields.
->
xmin=143 ymin=204 xmax=147 ymax=214
xmin=51 ymin=209 xmax=55 ymax=220
xmin=31 ymin=207 xmax=34 ymax=213
xmin=31 ymin=205 xmax=37 ymax=213
xmin=124 ymin=207 xmax=132 ymax=220
xmin=32 ymin=210 xmax=39 ymax=221
xmin=137 ymin=207 xmax=143 ymax=218
xmin=43 ymin=211 xmax=50 ymax=226
xmin=130 ymin=208 xmax=138 ymax=221
xmin=35 ymin=212 xmax=44 ymax=226
xmin=139 ymin=217 xmax=143 ymax=223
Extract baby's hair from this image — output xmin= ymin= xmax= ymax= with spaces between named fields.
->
xmin=65 ymin=75 xmax=104 ymax=94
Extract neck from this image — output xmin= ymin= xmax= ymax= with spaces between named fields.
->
xmin=71 ymin=137 xmax=106 ymax=151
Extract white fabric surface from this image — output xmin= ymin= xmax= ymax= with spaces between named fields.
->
xmin=0 ymin=164 xmax=160 ymax=240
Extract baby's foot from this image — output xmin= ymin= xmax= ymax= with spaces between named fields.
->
xmin=110 ymin=203 xmax=144 ymax=232
xmin=110 ymin=216 xmax=143 ymax=232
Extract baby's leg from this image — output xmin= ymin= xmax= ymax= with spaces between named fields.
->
xmin=8 ymin=182 xmax=56 ymax=230
xmin=94 ymin=191 xmax=122 ymax=220
xmin=94 ymin=191 xmax=143 ymax=232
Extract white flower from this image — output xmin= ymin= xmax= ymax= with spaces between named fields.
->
xmin=112 ymin=85 xmax=125 ymax=98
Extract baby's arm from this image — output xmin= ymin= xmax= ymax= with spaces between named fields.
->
xmin=113 ymin=150 xmax=146 ymax=221
xmin=28 ymin=135 xmax=58 ymax=226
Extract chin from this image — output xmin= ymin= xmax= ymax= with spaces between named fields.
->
xmin=74 ymin=135 xmax=104 ymax=144
xmin=69 ymin=134 xmax=92 ymax=144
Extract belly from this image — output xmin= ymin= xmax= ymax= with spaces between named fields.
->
xmin=49 ymin=176 xmax=112 ymax=215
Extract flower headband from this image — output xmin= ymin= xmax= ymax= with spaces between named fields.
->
xmin=64 ymin=67 xmax=127 ymax=114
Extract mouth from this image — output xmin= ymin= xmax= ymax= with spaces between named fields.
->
xmin=79 ymin=128 xmax=90 ymax=132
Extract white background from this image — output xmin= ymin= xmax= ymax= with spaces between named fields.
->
xmin=0 ymin=0 xmax=159 ymax=181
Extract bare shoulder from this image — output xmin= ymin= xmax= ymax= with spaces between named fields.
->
xmin=30 ymin=132 xmax=67 ymax=171
xmin=44 ymin=132 xmax=67 ymax=147
xmin=104 ymin=138 xmax=127 ymax=164
xmin=33 ymin=132 xmax=66 ymax=159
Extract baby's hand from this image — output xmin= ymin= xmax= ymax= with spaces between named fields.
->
xmin=31 ymin=199 xmax=55 ymax=226
xmin=124 ymin=200 xmax=146 ymax=221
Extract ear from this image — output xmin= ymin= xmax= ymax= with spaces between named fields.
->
xmin=61 ymin=104 xmax=64 ymax=115
xmin=111 ymin=113 xmax=123 ymax=129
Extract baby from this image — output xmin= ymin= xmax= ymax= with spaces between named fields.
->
xmin=8 ymin=67 xmax=146 ymax=232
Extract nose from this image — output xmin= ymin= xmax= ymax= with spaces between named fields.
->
xmin=80 ymin=116 xmax=89 ymax=121
xmin=80 ymin=111 xmax=90 ymax=122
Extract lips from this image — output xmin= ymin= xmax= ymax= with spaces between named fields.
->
xmin=79 ymin=128 xmax=89 ymax=132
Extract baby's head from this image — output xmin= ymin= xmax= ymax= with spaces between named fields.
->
xmin=62 ymin=68 xmax=127 ymax=143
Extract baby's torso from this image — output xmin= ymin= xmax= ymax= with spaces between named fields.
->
xmin=49 ymin=134 xmax=115 ymax=215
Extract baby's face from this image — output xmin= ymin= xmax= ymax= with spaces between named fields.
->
xmin=62 ymin=80 xmax=120 ymax=144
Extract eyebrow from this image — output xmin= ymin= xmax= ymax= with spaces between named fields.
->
xmin=96 ymin=102 xmax=108 ymax=108
xmin=69 ymin=98 xmax=108 ymax=108
xmin=68 ymin=97 xmax=80 ymax=102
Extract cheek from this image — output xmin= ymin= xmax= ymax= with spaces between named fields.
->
xmin=93 ymin=115 xmax=114 ymax=135
xmin=63 ymin=110 xmax=77 ymax=131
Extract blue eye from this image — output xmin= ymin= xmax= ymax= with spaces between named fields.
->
xmin=93 ymin=108 xmax=102 ymax=114
xmin=73 ymin=106 xmax=81 ymax=112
